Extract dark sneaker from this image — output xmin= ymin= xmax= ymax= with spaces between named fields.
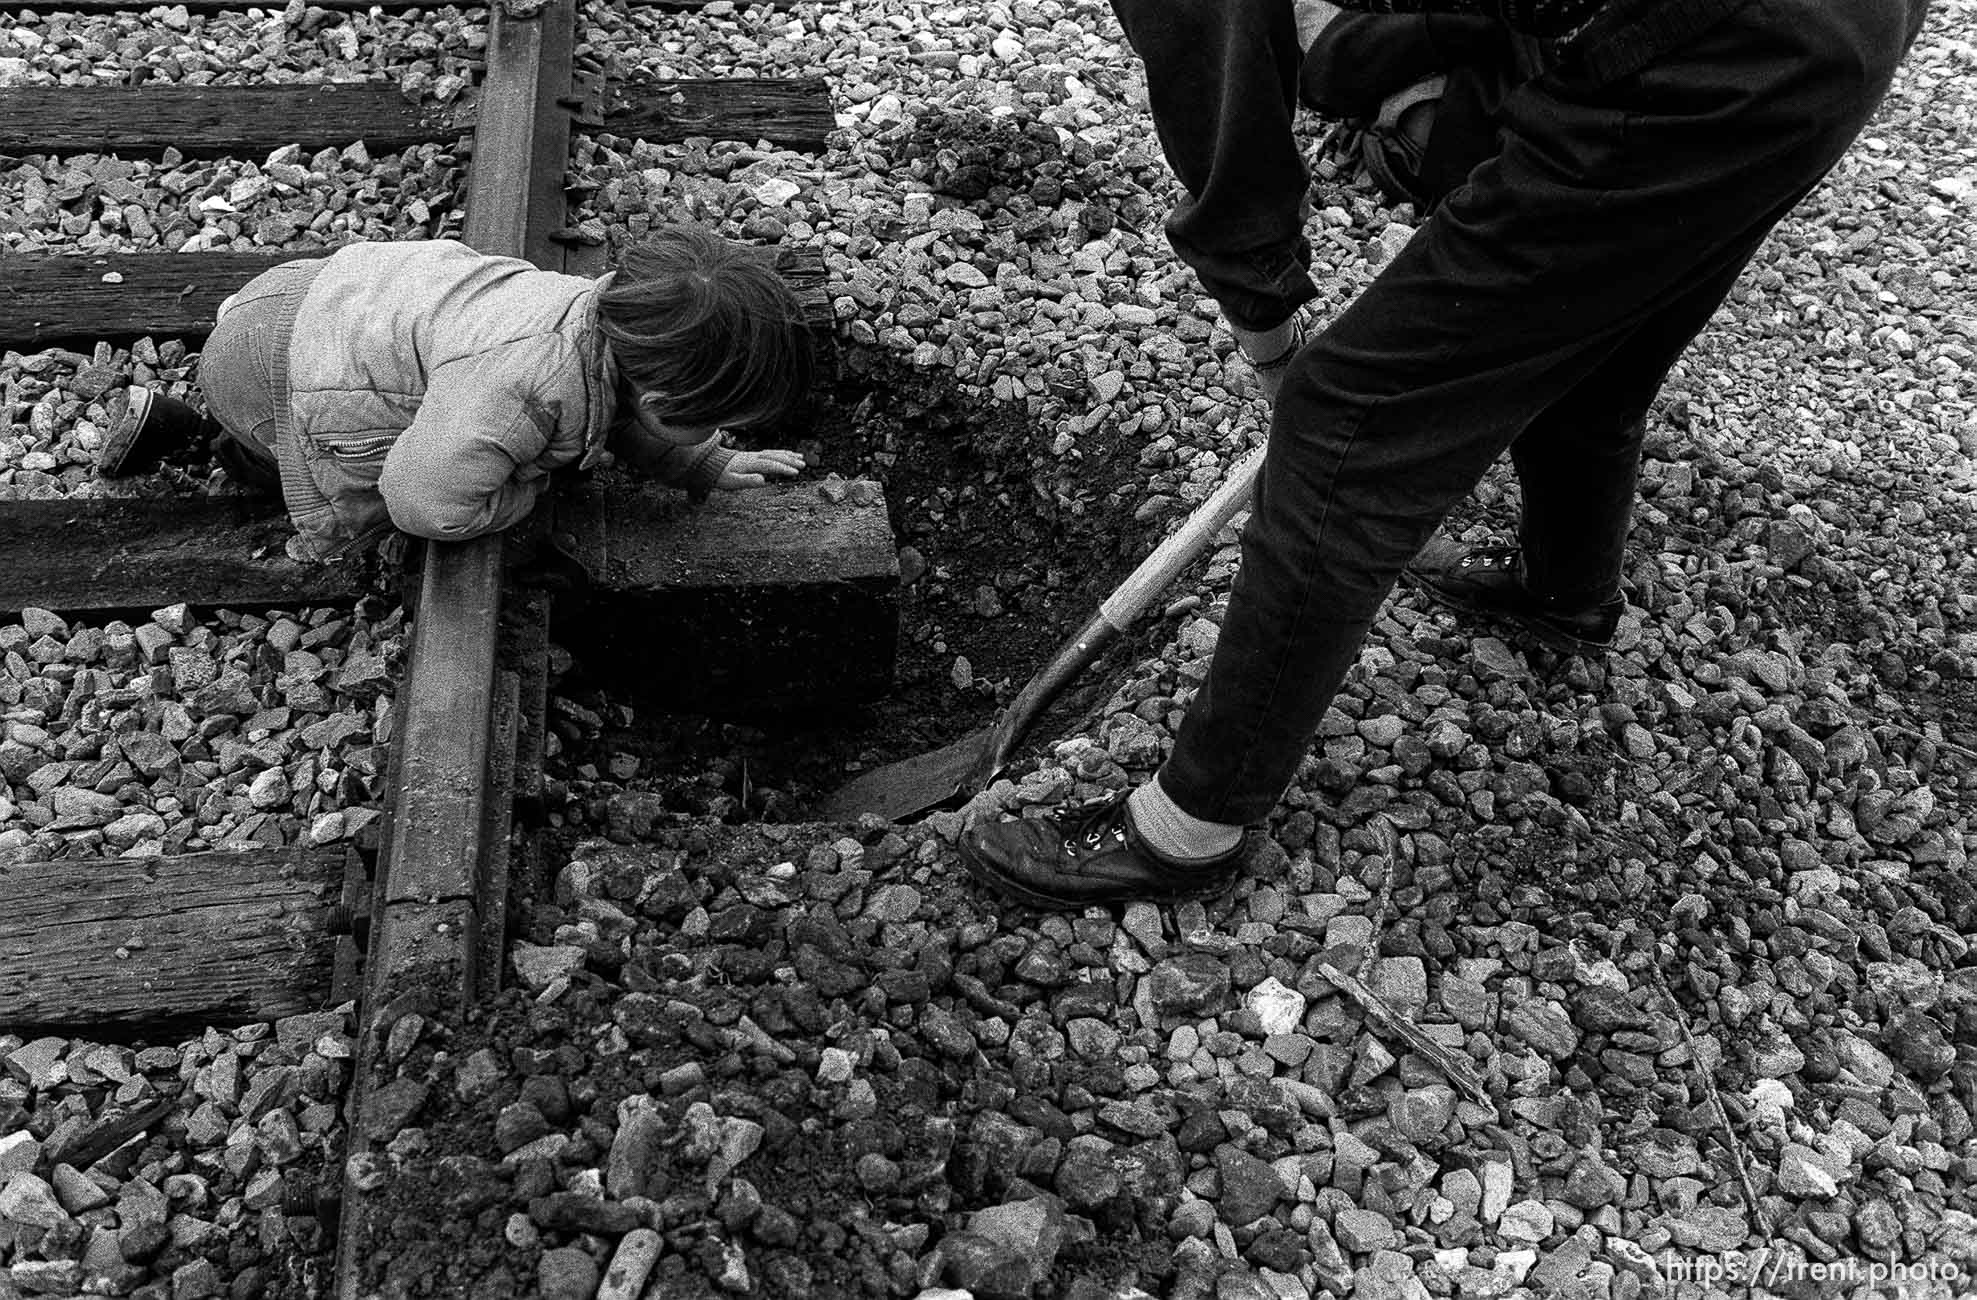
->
xmin=1405 ymin=545 xmax=1624 ymax=655
xmin=957 ymin=788 xmax=1245 ymax=911
xmin=98 ymin=389 xmax=216 ymax=478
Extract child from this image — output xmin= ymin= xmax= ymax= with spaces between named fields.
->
xmin=101 ymin=228 xmax=814 ymax=561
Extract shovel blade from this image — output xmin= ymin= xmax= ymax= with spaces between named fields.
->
xmin=815 ymin=726 xmax=993 ymax=823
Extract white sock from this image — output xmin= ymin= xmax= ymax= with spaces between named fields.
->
xmin=1231 ymin=317 xmax=1299 ymax=367
xmin=1128 ymin=776 xmax=1243 ymax=864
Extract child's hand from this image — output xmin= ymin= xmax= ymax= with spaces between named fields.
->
xmin=717 ymin=449 xmax=806 ymax=490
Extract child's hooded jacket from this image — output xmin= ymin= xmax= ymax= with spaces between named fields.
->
xmin=232 ymin=240 xmax=731 ymax=558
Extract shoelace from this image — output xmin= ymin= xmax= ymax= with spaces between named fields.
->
xmin=1062 ymin=795 xmax=1132 ymax=857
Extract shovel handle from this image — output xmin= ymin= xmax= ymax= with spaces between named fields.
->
xmin=971 ymin=442 xmax=1268 ymax=786
xmin=1097 ymin=443 xmax=1265 ymax=631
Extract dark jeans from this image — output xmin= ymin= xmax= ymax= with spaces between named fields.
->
xmin=197 ymin=260 xmax=318 ymax=495
xmin=1113 ymin=0 xmax=1929 ymax=824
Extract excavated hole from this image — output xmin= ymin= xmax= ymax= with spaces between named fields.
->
xmin=555 ymin=344 xmax=1189 ymax=821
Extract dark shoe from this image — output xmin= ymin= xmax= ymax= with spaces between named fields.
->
xmin=1358 ymin=76 xmax=1443 ymax=209
xmin=98 ymin=389 xmax=217 ymax=478
xmin=1405 ymin=545 xmax=1624 ymax=655
xmin=958 ymin=789 xmax=1245 ymax=911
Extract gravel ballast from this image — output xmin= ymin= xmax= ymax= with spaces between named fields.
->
xmin=0 ymin=602 xmax=401 ymax=866
xmin=337 ymin=0 xmax=1977 ymax=1293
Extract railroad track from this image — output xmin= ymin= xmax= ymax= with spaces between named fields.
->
xmin=0 ymin=3 xmax=873 ymax=1295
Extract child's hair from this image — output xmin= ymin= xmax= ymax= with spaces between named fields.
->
xmin=597 ymin=226 xmax=814 ymax=429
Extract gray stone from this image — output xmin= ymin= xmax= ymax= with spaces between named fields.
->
xmin=1470 ymin=637 xmax=1525 ymax=682
xmin=1438 ymin=974 xmax=1489 ymax=1030
xmin=1561 ymin=1158 xmax=1626 ymax=1210
xmin=1370 ymin=957 xmax=1428 ymax=1018
xmin=1625 ymin=1128 xmax=1704 ymax=1179
xmin=1333 ymin=1206 xmax=1399 ymax=1253
xmin=1479 ymin=1160 xmax=1513 ymax=1224
xmin=172 ymin=1257 xmax=221 ymax=1299
xmin=1391 ymin=1085 xmax=1457 ymax=1146
xmin=510 ymin=943 xmax=586 ymax=991
xmin=967 ymin=1197 xmax=1067 ymax=1287
xmin=361 ymin=1078 xmax=427 ymax=1142
xmin=537 ymin=1247 xmax=600 ymax=1300
xmin=0 ymin=1172 xmax=69 ymax=1228
xmin=1215 ymin=1145 xmax=1283 ymax=1226
xmin=1833 ymin=1032 xmax=1896 ymax=1088
xmin=1147 ymin=953 xmax=1232 ymax=1016
xmin=608 ymin=1097 xmax=666 ymax=1199
xmin=49 ymin=785 xmax=120 ymax=829
xmin=1854 ymin=1198 xmax=1901 ymax=1252
xmin=13 ymin=1261 xmax=85 ymax=1296
xmin=1054 ymin=1138 xmax=1123 ymax=1211
xmin=1440 ymin=1168 xmax=1482 ymax=1220
xmin=1675 ymin=1205 xmax=1749 ymax=1252
xmin=1497 ymin=1198 xmax=1554 ymax=1244
xmin=1502 ymin=1001 xmax=1579 ymax=1060
xmin=1777 ymin=1145 xmax=1838 ymax=1199
xmin=1752 ymin=1032 xmax=1806 ymax=1079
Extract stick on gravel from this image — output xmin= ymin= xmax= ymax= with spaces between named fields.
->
xmin=1315 ymin=959 xmax=1497 ymax=1119
xmin=1649 ymin=959 xmax=1773 ymax=1241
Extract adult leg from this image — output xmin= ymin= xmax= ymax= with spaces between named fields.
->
xmin=961 ymin=0 xmax=1926 ymax=906
xmin=1158 ymin=0 xmax=1927 ymax=828
xmin=1107 ymin=0 xmax=1316 ymax=333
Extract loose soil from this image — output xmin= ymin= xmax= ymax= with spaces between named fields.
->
xmin=560 ymin=344 xmax=1181 ymax=817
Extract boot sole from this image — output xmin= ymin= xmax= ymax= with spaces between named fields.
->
xmin=96 ymin=388 xmax=156 ymax=478
xmin=1402 ymin=568 xmax=1616 ymax=657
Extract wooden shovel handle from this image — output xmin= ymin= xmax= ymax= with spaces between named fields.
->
xmin=1098 ymin=443 xmax=1264 ymax=631
xmin=973 ymin=442 xmax=1267 ymax=784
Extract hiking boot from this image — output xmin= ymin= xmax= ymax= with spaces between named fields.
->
xmin=958 ymin=788 xmax=1245 ymax=911
xmin=98 ymin=389 xmax=219 ymax=478
xmin=1405 ymin=544 xmax=1624 ymax=655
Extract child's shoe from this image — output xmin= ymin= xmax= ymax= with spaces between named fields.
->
xmin=98 ymin=389 xmax=218 ymax=478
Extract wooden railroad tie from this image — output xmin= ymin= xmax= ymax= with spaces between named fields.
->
xmin=0 ymin=244 xmax=830 ymax=346
xmin=0 ymin=846 xmax=355 ymax=1034
xmin=0 ymin=75 xmax=832 ymax=158
xmin=0 ymin=0 xmax=765 ymax=11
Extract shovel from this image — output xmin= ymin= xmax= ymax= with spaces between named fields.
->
xmin=818 ymin=442 xmax=1266 ymax=823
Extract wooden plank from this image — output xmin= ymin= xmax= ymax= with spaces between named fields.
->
xmin=0 ymin=241 xmax=827 ymax=348
xmin=0 ymin=251 xmax=325 ymax=347
xmin=0 ymin=0 xmax=439 ymax=10
xmin=0 ymin=847 xmax=344 ymax=1034
xmin=0 ymin=84 xmax=471 ymax=158
xmin=0 ymin=496 xmax=370 ymax=619
xmin=0 ymin=0 xmax=758 ymax=11
xmin=551 ymin=475 xmax=899 ymax=711
xmin=0 ymin=0 xmax=772 ymax=10
xmin=601 ymin=76 xmax=834 ymax=152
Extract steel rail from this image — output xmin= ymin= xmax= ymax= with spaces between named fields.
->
xmin=331 ymin=0 xmax=578 ymax=1291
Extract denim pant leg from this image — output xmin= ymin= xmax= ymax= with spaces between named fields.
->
xmin=1158 ymin=0 xmax=1924 ymax=825
xmin=1107 ymin=0 xmax=1317 ymax=332
xmin=1510 ymin=255 xmax=1761 ymax=605
xmin=197 ymin=262 xmax=316 ymax=495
